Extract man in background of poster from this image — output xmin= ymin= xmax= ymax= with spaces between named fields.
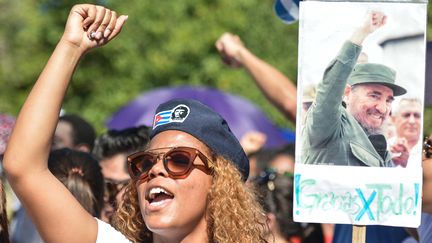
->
xmin=300 ymin=11 xmax=408 ymax=167
xmin=388 ymin=97 xmax=423 ymax=168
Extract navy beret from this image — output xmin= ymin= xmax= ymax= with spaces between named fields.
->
xmin=150 ymin=98 xmax=249 ymax=181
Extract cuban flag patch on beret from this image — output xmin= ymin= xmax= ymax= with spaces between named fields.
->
xmin=153 ymin=104 xmax=190 ymax=129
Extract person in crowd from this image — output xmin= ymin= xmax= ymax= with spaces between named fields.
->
xmin=52 ymin=114 xmax=96 ymax=152
xmin=248 ymin=144 xmax=296 ymax=180
xmin=415 ymin=136 xmax=432 ymax=242
xmin=239 ymin=130 xmax=267 ymax=181
xmin=10 ymin=148 xmax=105 ymax=243
xmin=215 ymin=32 xmax=297 ymax=123
xmin=48 ymin=148 xmax=105 ymax=216
xmin=92 ymin=125 xmax=150 ymax=223
xmin=266 ymin=144 xmax=296 ymax=175
xmin=388 ymin=98 xmax=423 ymax=168
xmin=4 ymin=4 xmax=268 ymax=243
xmin=301 ymin=11 xmax=408 ymax=167
xmin=0 ymin=180 xmax=9 ymax=243
xmin=254 ymin=170 xmax=303 ymax=243
xmin=11 ymin=113 xmax=97 ymax=242
xmin=251 ymin=144 xmax=331 ymax=243
xmin=0 ymin=114 xmax=13 ymax=243
xmin=424 ymin=135 xmax=432 ymax=213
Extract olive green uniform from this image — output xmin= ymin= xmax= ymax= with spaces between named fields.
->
xmin=300 ymin=41 xmax=392 ymax=167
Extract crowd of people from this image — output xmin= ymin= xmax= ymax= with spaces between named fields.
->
xmin=0 ymin=3 xmax=430 ymax=243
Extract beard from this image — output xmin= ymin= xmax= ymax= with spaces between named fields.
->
xmin=359 ymin=123 xmax=383 ymax=135
xmin=353 ymin=113 xmax=384 ymax=135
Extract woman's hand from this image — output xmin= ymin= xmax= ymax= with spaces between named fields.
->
xmin=61 ymin=4 xmax=128 ymax=54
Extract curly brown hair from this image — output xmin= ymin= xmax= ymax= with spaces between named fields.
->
xmin=0 ymin=180 xmax=10 ymax=243
xmin=112 ymin=155 xmax=268 ymax=243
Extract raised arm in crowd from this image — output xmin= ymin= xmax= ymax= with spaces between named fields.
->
xmin=215 ymin=32 xmax=297 ymax=123
xmin=3 ymin=4 xmax=127 ymax=242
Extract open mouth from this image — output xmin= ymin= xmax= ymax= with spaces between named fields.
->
xmin=147 ymin=187 xmax=174 ymax=204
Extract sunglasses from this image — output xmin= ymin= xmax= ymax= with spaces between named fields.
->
xmin=127 ymin=146 xmax=212 ymax=181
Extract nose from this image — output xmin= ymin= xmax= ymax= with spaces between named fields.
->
xmin=408 ymin=114 xmax=417 ymax=123
xmin=148 ymin=154 xmax=169 ymax=180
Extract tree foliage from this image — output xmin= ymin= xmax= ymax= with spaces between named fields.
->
xmin=0 ymin=0 xmax=431 ymax=136
xmin=0 ymin=0 xmax=296 ymax=133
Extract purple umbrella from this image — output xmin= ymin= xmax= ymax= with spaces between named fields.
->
xmin=106 ymin=86 xmax=294 ymax=147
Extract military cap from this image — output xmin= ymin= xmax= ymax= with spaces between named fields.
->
xmin=347 ymin=63 xmax=406 ymax=96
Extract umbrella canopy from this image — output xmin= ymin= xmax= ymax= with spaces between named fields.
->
xmin=106 ymin=86 xmax=294 ymax=147
xmin=0 ymin=114 xmax=16 ymax=154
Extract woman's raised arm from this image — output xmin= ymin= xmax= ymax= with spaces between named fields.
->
xmin=3 ymin=4 xmax=127 ymax=243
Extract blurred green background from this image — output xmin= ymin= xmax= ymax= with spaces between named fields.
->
xmin=0 ymin=0 xmax=431 ymax=136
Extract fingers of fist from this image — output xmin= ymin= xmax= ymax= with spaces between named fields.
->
xmin=86 ymin=6 xmax=115 ymax=40
xmin=369 ymin=11 xmax=387 ymax=27
xmin=72 ymin=4 xmax=126 ymax=42
xmin=215 ymin=33 xmax=245 ymax=67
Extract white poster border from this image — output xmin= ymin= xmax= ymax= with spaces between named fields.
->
xmin=294 ymin=0 xmax=427 ymax=227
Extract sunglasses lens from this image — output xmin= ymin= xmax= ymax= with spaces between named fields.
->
xmin=129 ymin=147 xmax=208 ymax=180
xmin=166 ymin=150 xmax=193 ymax=174
xmin=130 ymin=153 xmax=155 ymax=178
